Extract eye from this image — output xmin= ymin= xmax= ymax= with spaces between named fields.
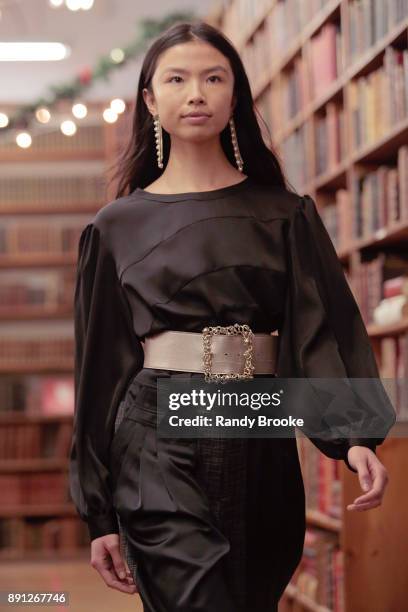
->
xmin=168 ymin=75 xmax=222 ymax=83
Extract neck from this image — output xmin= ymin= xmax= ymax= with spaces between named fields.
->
xmin=159 ymin=136 xmax=243 ymax=191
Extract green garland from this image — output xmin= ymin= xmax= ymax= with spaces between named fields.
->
xmin=2 ymin=11 xmax=196 ymax=134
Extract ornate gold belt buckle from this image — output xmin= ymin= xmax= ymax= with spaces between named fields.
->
xmin=202 ymin=323 xmax=255 ymax=384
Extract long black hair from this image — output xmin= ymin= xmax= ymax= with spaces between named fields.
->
xmin=109 ymin=20 xmax=295 ymax=198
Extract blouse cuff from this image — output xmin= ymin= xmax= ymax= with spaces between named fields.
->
xmin=87 ymin=510 xmax=120 ymax=542
xmin=343 ymin=438 xmax=377 ymax=473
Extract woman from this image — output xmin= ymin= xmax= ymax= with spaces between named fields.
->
xmin=69 ymin=20 xmax=395 ymax=612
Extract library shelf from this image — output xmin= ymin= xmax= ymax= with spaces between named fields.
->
xmin=367 ymin=317 xmax=408 ymax=338
xmin=337 ymin=219 xmax=408 ymax=261
xmin=0 ymin=149 xmax=105 ymax=163
xmin=237 ymin=1 xmax=273 ymax=50
xmin=306 ymin=509 xmax=341 ymax=533
xmin=350 ymin=115 xmax=408 ymax=165
xmin=0 ymin=504 xmax=78 ymax=518
xmin=254 ymin=14 xmax=408 ymax=111
xmin=0 ymin=548 xmax=89 ymax=561
xmin=0 ymin=106 xmax=124 ymax=561
xmin=0 ymin=306 xmax=73 ymax=322
xmin=0 ymin=459 xmax=68 ymax=473
xmin=273 ymin=75 xmax=345 ymax=144
xmin=0 ymin=203 xmax=102 ymax=216
xmin=0 ymin=254 xmax=77 ymax=269
xmin=253 ymin=0 xmax=342 ymax=97
xmin=283 ymin=583 xmax=332 ymax=612
xmin=0 ymin=413 xmax=72 ymax=425
xmin=0 ymin=362 xmax=73 ymax=375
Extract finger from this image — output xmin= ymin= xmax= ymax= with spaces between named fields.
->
xmin=357 ymin=463 xmax=374 ymax=493
xmin=348 ymin=494 xmax=382 ymax=508
xmin=96 ymin=565 xmax=138 ymax=594
xmin=352 ymin=489 xmax=382 ymax=505
xmin=353 ymin=470 xmax=387 ymax=504
xmin=124 ymin=561 xmax=140 ymax=593
xmin=107 ymin=541 xmax=128 ymax=581
xmin=124 ymin=559 xmax=134 ymax=578
xmin=123 ymin=560 xmax=136 ymax=586
xmin=347 ymin=499 xmax=381 ymax=511
xmin=353 ymin=489 xmax=379 ymax=503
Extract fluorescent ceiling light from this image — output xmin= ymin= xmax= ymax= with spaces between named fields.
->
xmin=0 ymin=42 xmax=70 ymax=61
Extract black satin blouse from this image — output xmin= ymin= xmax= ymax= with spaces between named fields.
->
xmin=69 ymin=177 xmax=396 ymax=541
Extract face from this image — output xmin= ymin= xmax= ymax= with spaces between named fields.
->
xmin=143 ymin=39 xmax=236 ymax=143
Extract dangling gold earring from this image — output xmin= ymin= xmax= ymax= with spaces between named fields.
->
xmin=153 ymin=114 xmax=163 ymax=169
xmin=229 ymin=116 xmax=244 ymax=172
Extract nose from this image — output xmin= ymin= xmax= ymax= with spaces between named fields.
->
xmin=187 ymin=81 xmax=206 ymax=105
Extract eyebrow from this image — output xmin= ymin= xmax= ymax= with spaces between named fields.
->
xmin=162 ymin=65 xmax=229 ymax=76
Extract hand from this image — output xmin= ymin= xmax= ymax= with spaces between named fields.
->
xmin=91 ymin=533 xmax=139 ymax=594
xmin=346 ymin=446 xmax=389 ymax=512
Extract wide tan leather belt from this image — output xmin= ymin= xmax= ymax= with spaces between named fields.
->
xmin=141 ymin=324 xmax=279 ymax=383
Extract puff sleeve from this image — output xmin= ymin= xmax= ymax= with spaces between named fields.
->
xmin=69 ymin=222 xmax=144 ymax=541
xmin=276 ymin=194 xmax=396 ymax=473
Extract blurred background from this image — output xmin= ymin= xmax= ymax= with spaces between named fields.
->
xmin=0 ymin=1 xmax=407 ymax=610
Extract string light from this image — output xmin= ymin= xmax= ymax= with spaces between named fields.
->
xmin=65 ymin=0 xmax=94 ymax=10
xmin=66 ymin=0 xmax=82 ymax=11
xmin=102 ymin=108 xmax=118 ymax=124
xmin=110 ymin=99 xmax=126 ymax=114
xmin=49 ymin=0 xmax=94 ymax=8
xmin=0 ymin=101 xmax=126 ymax=145
xmin=72 ymin=103 xmax=87 ymax=119
xmin=0 ymin=113 xmax=9 ymax=128
xmin=60 ymin=120 xmax=77 ymax=135
xmin=0 ymin=14 xmax=182 ymax=135
xmin=110 ymin=48 xmax=125 ymax=64
xmin=16 ymin=132 xmax=32 ymax=148
xmin=35 ymin=108 xmax=51 ymax=124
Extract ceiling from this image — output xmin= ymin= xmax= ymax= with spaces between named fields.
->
xmin=0 ymin=0 xmax=214 ymax=105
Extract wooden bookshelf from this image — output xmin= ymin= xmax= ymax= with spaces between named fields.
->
xmin=0 ymin=101 xmax=132 ymax=559
xmin=282 ymin=583 xmax=332 ymax=612
xmin=0 ymin=254 xmax=77 ymax=268
xmin=367 ymin=317 xmax=408 ymax=338
xmin=0 ymin=503 xmax=78 ymax=518
xmin=209 ymin=1 xmax=408 ymax=611
xmin=0 ymin=203 xmax=103 ymax=216
xmin=337 ymin=217 xmax=408 ymax=261
xmin=0 ymin=362 xmax=73 ymax=374
xmin=0 ymin=548 xmax=89 ymax=561
xmin=0 ymin=413 xmax=73 ymax=425
xmin=0 ymin=458 xmax=69 ymax=473
xmin=0 ymin=305 xmax=73 ymax=321
xmin=0 ymin=149 xmax=106 ymax=163
xmin=306 ymin=509 xmax=341 ymax=533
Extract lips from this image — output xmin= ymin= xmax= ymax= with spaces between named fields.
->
xmin=183 ymin=113 xmax=211 ymax=118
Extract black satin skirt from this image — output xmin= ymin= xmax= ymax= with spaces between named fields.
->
xmin=110 ymin=373 xmax=306 ymax=612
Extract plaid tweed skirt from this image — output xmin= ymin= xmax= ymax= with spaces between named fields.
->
xmin=110 ymin=372 xmax=306 ymax=612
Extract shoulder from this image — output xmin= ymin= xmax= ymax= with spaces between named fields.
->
xmin=80 ymin=191 xmax=161 ymax=275
xmin=86 ymin=191 xmax=148 ymax=248
xmin=293 ymin=193 xmax=321 ymax=223
xmin=75 ymin=194 xmax=138 ymax=261
xmin=92 ymin=192 xmax=139 ymax=230
xmin=247 ymin=182 xmax=305 ymax=220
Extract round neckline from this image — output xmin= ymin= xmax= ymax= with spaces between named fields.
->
xmin=134 ymin=176 xmax=251 ymax=202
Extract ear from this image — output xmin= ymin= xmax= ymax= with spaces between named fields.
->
xmin=142 ymin=88 xmax=157 ymax=116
